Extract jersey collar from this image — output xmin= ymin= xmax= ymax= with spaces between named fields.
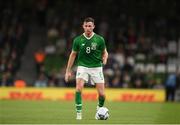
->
xmin=83 ymin=32 xmax=95 ymax=40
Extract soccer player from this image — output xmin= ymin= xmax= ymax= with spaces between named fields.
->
xmin=65 ymin=17 xmax=108 ymax=120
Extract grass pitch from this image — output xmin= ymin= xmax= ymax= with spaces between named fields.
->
xmin=0 ymin=100 xmax=180 ymax=124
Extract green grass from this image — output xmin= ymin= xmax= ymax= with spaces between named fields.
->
xmin=0 ymin=100 xmax=180 ymax=124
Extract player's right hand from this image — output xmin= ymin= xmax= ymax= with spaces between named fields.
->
xmin=65 ymin=71 xmax=72 ymax=83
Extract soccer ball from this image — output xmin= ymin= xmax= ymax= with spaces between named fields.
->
xmin=95 ymin=107 xmax=109 ymax=120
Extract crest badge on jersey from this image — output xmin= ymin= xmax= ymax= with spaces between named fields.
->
xmin=91 ymin=42 xmax=97 ymax=50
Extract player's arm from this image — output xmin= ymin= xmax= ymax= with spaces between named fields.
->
xmin=102 ymin=48 xmax=108 ymax=65
xmin=65 ymin=51 xmax=77 ymax=82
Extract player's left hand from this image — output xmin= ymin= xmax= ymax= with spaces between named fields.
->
xmin=102 ymin=58 xmax=107 ymax=65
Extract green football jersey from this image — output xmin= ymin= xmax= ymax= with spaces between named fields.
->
xmin=72 ymin=33 xmax=106 ymax=68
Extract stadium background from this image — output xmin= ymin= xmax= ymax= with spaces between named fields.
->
xmin=0 ymin=0 xmax=180 ymax=124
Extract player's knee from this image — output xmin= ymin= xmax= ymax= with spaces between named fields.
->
xmin=76 ymin=85 xmax=83 ymax=92
xmin=76 ymin=88 xmax=82 ymax=92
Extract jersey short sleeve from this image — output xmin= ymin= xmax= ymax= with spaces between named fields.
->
xmin=99 ymin=36 xmax=106 ymax=51
xmin=72 ymin=38 xmax=79 ymax=52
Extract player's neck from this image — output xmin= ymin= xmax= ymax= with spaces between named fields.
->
xmin=83 ymin=32 xmax=94 ymax=39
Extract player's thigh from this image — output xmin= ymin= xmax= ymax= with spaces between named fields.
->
xmin=90 ymin=67 xmax=104 ymax=84
xmin=76 ymin=66 xmax=89 ymax=82
xmin=96 ymin=83 xmax=105 ymax=96
xmin=76 ymin=78 xmax=85 ymax=91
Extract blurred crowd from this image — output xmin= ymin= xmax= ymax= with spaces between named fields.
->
xmin=0 ymin=0 xmax=180 ymax=91
xmin=35 ymin=0 xmax=180 ymax=89
xmin=0 ymin=0 xmax=29 ymax=86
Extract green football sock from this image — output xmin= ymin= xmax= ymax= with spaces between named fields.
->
xmin=75 ymin=91 xmax=82 ymax=113
xmin=98 ymin=95 xmax=105 ymax=107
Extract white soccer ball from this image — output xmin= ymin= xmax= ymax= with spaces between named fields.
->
xmin=95 ymin=107 xmax=109 ymax=120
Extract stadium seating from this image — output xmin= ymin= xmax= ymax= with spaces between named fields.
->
xmin=1 ymin=0 xmax=180 ymax=89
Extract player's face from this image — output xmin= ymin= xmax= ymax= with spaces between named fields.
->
xmin=83 ymin=22 xmax=95 ymax=35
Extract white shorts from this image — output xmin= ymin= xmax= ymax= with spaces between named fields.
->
xmin=76 ymin=66 xmax=105 ymax=85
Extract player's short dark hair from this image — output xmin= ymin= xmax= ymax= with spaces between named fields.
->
xmin=84 ymin=17 xmax=94 ymax=23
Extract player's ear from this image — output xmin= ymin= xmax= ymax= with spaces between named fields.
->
xmin=93 ymin=24 xmax=95 ymax=29
xmin=82 ymin=22 xmax=85 ymax=28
